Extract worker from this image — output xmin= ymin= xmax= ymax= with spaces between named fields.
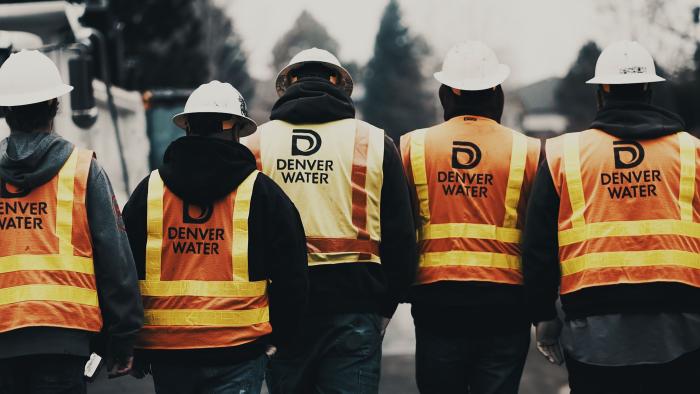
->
xmin=122 ymin=80 xmax=308 ymax=394
xmin=0 ymin=50 xmax=142 ymax=392
xmin=244 ymin=48 xmax=417 ymax=394
xmin=401 ymin=42 xmax=541 ymax=394
xmin=523 ymin=40 xmax=700 ymax=394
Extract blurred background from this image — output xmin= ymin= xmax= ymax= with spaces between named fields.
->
xmin=1 ymin=0 xmax=699 ymax=392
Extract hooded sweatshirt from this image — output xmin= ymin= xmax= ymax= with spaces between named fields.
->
xmin=0 ymin=131 xmax=143 ymax=363
xmin=523 ymin=97 xmax=700 ymax=366
xmin=266 ymin=78 xmax=418 ymax=319
xmin=122 ymin=136 xmax=308 ymax=365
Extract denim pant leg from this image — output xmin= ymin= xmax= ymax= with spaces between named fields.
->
xmin=415 ymin=327 xmax=470 ymax=394
xmin=470 ymin=329 xmax=530 ymax=394
xmin=151 ymin=363 xmax=200 ymax=394
xmin=315 ymin=313 xmax=383 ymax=394
xmin=0 ymin=355 xmax=88 ymax=394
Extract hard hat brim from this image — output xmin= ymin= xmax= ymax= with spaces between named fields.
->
xmin=433 ymin=64 xmax=510 ymax=91
xmin=0 ymin=84 xmax=73 ymax=106
xmin=172 ymin=111 xmax=258 ymax=137
xmin=275 ymin=61 xmax=354 ymax=97
xmin=586 ymin=74 xmax=665 ymax=84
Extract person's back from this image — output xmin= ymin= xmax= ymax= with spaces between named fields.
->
xmin=245 ymin=48 xmax=417 ymax=394
xmin=401 ymin=42 xmax=540 ymax=394
xmin=523 ymin=41 xmax=700 ymax=394
xmin=0 ymin=50 xmax=142 ymax=392
xmin=123 ymin=81 xmax=308 ymax=394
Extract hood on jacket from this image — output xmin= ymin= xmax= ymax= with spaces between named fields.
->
xmin=0 ymin=131 xmax=74 ymax=190
xmin=270 ymin=77 xmax=355 ymax=124
xmin=439 ymin=84 xmax=504 ymax=123
xmin=158 ymin=136 xmax=256 ymax=205
xmin=590 ymin=99 xmax=685 ymax=140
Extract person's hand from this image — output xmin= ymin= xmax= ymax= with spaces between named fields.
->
xmin=380 ymin=317 xmax=391 ymax=337
xmin=536 ymin=318 xmax=564 ymax=365
xmin=265 ymin=345 xmax=277 ymax=358
xmin=107 ymin=356 xmax=133 ymax=379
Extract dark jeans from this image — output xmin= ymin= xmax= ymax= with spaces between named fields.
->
xmin=566 ymin=348 xmax=700 ymax=394
xmin=415 ymin=326 xmax=530 ymax=394
xmin=267 ymin=313 xmax=383 ymax=394
xmin=151 ymin=354 xmax=267 ymax=394
xmin=0 ymin=355 xmax=87 ymax=394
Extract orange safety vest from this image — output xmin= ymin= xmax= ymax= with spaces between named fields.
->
xmin=244 ymin=119 xmax=384 ymax=266
xmin=137 ymin=170 xmax=271 ymax=350
xmin=401 ymin=116 xmax=540 ymax=285
xmin=546 ymin=129 xmax=700 ymax=295
xmin=0 ymin=147 xmax=101 ymax=333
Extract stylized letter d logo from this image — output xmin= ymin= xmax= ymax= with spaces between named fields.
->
xmin=613 ymin=141 xmax=645 ymax=169
xmin=292 ymin=129 xmax=322 ymax=156
xmin=452 ymin=141 xmax=482 ymax=169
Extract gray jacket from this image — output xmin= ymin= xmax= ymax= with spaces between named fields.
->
xmin=0 ymin=131 xmax=143 ymax=362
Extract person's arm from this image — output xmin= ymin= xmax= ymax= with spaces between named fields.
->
xmin=86 ymin=160 xmax=143 ymax=375
xmin=122 ymin=177 xmax=149 ymax=280
xmin=257 ymin=177 xmax=309 ymax=349
xmin=521 ymin=159 xmax=561 ymax=323
xmin=378 ymin=135 xmax=419 ymax=318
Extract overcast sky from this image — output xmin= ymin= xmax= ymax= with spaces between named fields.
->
xmin=224 ymin=0 xmax=698 ymax=87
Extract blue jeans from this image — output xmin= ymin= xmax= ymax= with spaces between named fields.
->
xmin=415 ymin=327 xmax=530 ymax=394
xmin=151 ymin=354 xmax=267 ymax=394
xmin=267 ymin=313 xmax=383 ymax=394
xmin=0 ymin=355 xmax=87 ymax=394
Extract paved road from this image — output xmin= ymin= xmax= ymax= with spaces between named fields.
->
xmin=91 ymin=305 xmax=569 ymax=393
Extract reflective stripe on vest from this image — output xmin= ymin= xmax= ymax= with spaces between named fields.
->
xmin=555 ymin=131 xmax=700 ymax=294
xmin=0 ymin=147 xmax=101 ymax=333
xmin=406 ymin=117 xmax=538 ymax=285
xmin=138 ymin=170 xmax=270 ymax=350
xmin=245 ymin=119 xmax=384 ymax=266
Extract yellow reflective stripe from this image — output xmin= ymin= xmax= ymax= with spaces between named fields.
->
xmin=561 ymin=250 xmax=700 ymax=276
xmin=419 ymin=251 xmax=521 ymax=270
xmin=144 ymin=307 xmax=269 ymax=326
xmin=308 ymin=252 xmax=381 ymax=266
xmin=0 ymin=255 xmax=94 ymax=274
xmin=140 ymin=280 xmax=267 ymax=297
xmin=421 ymin=223 xmax=521 ymax=243
xmin=56 ymin=148 xmax=78 ymax=256
xmin=146 ymin=170 xmax=164 ymax=281
xmin=563 ymin=133 xmax=586 ymax=228
xmin=679 ymin=132 xmax=696 ymax=222
xmin=409 ymin=130 xmax=430 ymax=225
xmin=558 ymin=219 xmax=700 ymax=246
xmin=503 ymin=132 xmax=528 ymax=228
xmin=0 ymin=284 xmax=98 ymax=306
xmin=232 ymin=171 xmax=257 ymax=282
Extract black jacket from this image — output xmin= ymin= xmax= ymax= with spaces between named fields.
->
xmin=522 ymin=99 xmax=698 ymax=322
xmin=270 ymin=78 xmax=418 ymax=318
xmin=409 ymin=86 xmax=530 ymax=336
xmin=122 ymin=136 xmax=308 ymax=365
xmin=0 ymin=131 xmax=143 ymax=363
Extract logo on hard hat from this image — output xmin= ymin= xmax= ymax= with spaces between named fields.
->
xmin=239 ymin=96 xmax=248 ymax=117
xmin=292 ymin=129 xmax=322 ymax=156
xmin=183 ymin=203 xmax=213 ymax=224
xmin=613 ymin=141 xmax=645 ymax=169
xmin=619 ymin=66 xmax=647 ymax=75
xmin=452 ymin=141 xmax=482 ymax=170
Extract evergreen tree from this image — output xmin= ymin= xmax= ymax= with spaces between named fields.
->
xmin=271 ymin=10 xmax=339 ymax=71
xmin=361 ymin=0 xmax=435 ymax=141
xmin=555 ymin=41 xmax=601 ymax=132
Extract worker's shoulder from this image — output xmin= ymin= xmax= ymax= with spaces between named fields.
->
xmin=251 ymin=170 xmax=295 ymax=206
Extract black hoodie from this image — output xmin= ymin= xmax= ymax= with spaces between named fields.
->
xmin=268 ymin=78 xmax=418 ymax=318
xmin=522 ymin=99 xmax=694 ymax=323
xmin=122 ymin=136 xmax=309 ymax=365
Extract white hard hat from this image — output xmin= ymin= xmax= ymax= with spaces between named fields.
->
xmin=172 ymin=80 xmax=257 ymax=137
xmin=434 ymin=41 xmax=510 ymax=91
xmin=587 ymin=41 xmax=665 ymax=85
xmin=275 ymin=47 xmax=353 ymax=97
xmin=0 ymin=50 xmax=73 ymax=106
